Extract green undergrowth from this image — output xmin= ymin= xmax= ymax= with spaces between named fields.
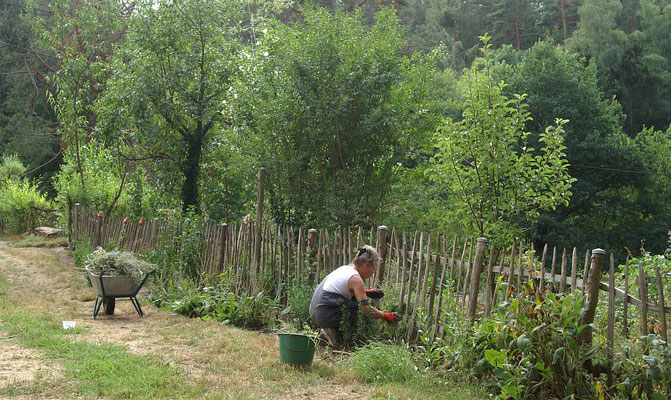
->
xmin=0 ymin=274 xmax=202 ymax=399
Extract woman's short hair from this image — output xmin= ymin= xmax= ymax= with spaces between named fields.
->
xmin=353 ymin=245 xmax=381 ymax=268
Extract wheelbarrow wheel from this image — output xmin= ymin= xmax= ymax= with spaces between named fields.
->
xmin=103 ymin=298 xmax=115 ymax=315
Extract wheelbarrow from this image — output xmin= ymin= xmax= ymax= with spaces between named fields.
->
xmin=89 ymin=270 xmax=154 ymax=319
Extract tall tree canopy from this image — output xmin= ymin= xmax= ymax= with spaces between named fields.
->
xmin=98 ymin=0 xmax=244 ymax=213
xmin=236 ymin=6 xmax=440 ymax=227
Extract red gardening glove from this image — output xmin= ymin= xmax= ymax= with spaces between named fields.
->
xmin=382 ymin=312 xmax=400 ymax=323
xmin=365 ymin=288 xmax=385 ymax=299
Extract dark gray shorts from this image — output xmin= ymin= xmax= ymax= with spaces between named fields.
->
xmin=309 ymin=281 xmax=357 ymax=328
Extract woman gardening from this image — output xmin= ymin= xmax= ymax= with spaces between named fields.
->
xmin=309 ymin=245 xmax=399 ymax=348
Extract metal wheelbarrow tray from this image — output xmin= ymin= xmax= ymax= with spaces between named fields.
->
xmin=89 ymin=270 xmax=154 ymax=319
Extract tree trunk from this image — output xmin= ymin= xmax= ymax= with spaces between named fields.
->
xmin=182 ymin=134 xmax=203 ymax=213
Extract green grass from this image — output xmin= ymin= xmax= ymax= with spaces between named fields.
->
xmin=10 ymin=234 xmax=68 ymax=248
xmin=0 ymin=274 xmax=203 ymax=399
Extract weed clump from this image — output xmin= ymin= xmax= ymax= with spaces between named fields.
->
xmin=349 ymin=342 xmax=418 ymax=383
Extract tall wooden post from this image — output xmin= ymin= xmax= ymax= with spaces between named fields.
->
xmin=638 ymin=261 xmax=649 ymax=338
xmin=579 ymin=249 xmax=605 ymax=346
xmin=466 ymin=238 xmax=488 ymax=322
xmin=217 ymin=223 xmax=228 ymax=274
xmin=484 ymin=245 xmax=497 ymax=315
xmin=655 ymin=265 xmax=668 ymax=344
xmin=94 ymin=211 xmax=104 ymax=247
xmin=251 ymin=168 xmax=265 ymax=292
xmin=307 ymin=229 xmax=318 ymax=285
xmin=374 ymin=226 xmax=388 ymax=286
xmin=73 ymin=203 xmax=80 ymax=242
xmin=607 ymin=253 xmax=615 ymax=386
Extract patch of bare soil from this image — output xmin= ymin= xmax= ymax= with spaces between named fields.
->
xmin=0 ymin=332 xmax=59 ymax=389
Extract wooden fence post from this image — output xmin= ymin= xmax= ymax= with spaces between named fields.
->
xmin=252 ymin=168 xmax=265 ymax=292
xmin=374 ymin=225 xmax=388 ymax=286
xmin=94 ymin=211 xmax=103 ymax=247
xmin=307 ymin=229 xmax=318 ymax=285
xmin=73 ymin=203 xmax=80 ymax=242
xmin=607 ymin=253 xmax=615 ymax=387
xmin=484 ymin=245 xmax=497 ymax=315
xmin=217 ymin=223 xmax=228 ymax=274
xmin=655 ymin=265 xmax=668 ymax=344
xmin=466 ymin=238 xmax=488 ymax=322
xmin=570 ymin=247 xmax=578 ymax=294
xmin=579 ymin=248 xmax=605 ymax=347
xmin=540 ymin=244 xmax=548 ymax=292
xmin=638 ymin=261 xmax=649 ymax=340
xmin=622 ymin=256 xmax=630 ymax=337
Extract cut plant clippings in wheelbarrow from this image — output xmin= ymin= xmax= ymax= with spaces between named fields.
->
xmin=89 ymin=270 xmax=154 ymax=319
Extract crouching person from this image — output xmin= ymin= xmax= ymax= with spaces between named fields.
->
xmin=309 ymin=245 xmax=399 ymax=348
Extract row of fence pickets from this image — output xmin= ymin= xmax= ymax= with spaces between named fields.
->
xmin=73 ymin=206 xmax=669 ymax=347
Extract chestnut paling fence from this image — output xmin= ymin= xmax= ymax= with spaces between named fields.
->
xmin=73 ymin=204 xmax=669 ymax=343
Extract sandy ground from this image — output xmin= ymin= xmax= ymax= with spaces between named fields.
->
xmin=0 ymin=243 xmax=369 ymax=399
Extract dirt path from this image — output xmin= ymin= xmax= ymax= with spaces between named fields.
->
xmin=0 ymin=244 xmax=369 ymax=399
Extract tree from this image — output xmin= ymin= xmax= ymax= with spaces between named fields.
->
xmin=236 ymin=6 xmax=440 ymax=227
xmin=429 ymin=37 xmax=575 ymax=240
xmin=0 ymin=0 xmax=59 ymax=194
xmin=566 ymin=0 xmax=628 ymax=88
xmin=98 ymin=0 xmax=244 ymax=213
xmin=26 ymin=0 xmax=131 ymax=196
xmin=496 ymin=40 xmax=669 ymax=255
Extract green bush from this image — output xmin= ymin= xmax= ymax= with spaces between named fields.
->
xmin=339 ymin=303 xmax=380 ymax=349
xmin=0 ymin=154 xmax=25 ymax=182
xmin=612 ymin=334 xmax=671 ymax=399
xmin=286 ymin=281 xmax=315 ymax=330
xmin=150 ymin=279 xmax=277 ymax=330
xmin=73 ymin=236 xmax=95 ymax=269
xmin=0 ymin=178 xmax=53 ymax=234
xmin=53 ymin=144 xmax=135 ymax=220
xmin=462 ymin=284 xmax=598 ymax=399
xmin=349 ymin=342 xmax=419 ymax=383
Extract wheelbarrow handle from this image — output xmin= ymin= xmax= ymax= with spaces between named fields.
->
xmin=132 ymin=269 xmax=155 ymax=297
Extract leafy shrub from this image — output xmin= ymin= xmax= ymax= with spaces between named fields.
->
xmin=463 ymin=285 xmax=599 ymax=399
xmin=0 ymin=178 xmax=53 ymax=234
xmin=85 ymin=247 xmax=155 ymax=284
xmin=339 ymin=303 xmax=380 ymax=349
xmin=53 ymin=144 xmax=134 ymax=219
xmin=349 ymin=342 xmax=419 ymax=383
xmin=73 ymin=236 xmax=95 ymax=269
xmin=286 ymin=280 xmax=316 ymax=330
xmin=150 ymin=279 xmax=277 ymax=330
xmin=0 ymin=154 xmax=25 ymax=182
xmin=612 ymin=334 xmax=671 ymax=399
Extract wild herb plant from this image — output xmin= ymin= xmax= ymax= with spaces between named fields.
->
xmin=612 ymin=334 xmax=671 ymax=399
xmin=339 ymin=302 xmax=380 ymax=349
xmin=349 ymin=342 xmax=419 ymax=383
xmin=286 ymin=280 xmax=315 ymax=330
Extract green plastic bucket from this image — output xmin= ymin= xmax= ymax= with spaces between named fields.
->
xmin=278 ymin=333 xmax=316 ymax=366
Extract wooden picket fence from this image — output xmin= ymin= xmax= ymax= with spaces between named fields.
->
xmin=73 ymin=205 xmax=669 ymax=354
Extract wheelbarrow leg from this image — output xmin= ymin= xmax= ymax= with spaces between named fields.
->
xmin=92 ymin=296 xmax=102 ymax=319
xmin=130 ymin=297 xmax=144 ymax=317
